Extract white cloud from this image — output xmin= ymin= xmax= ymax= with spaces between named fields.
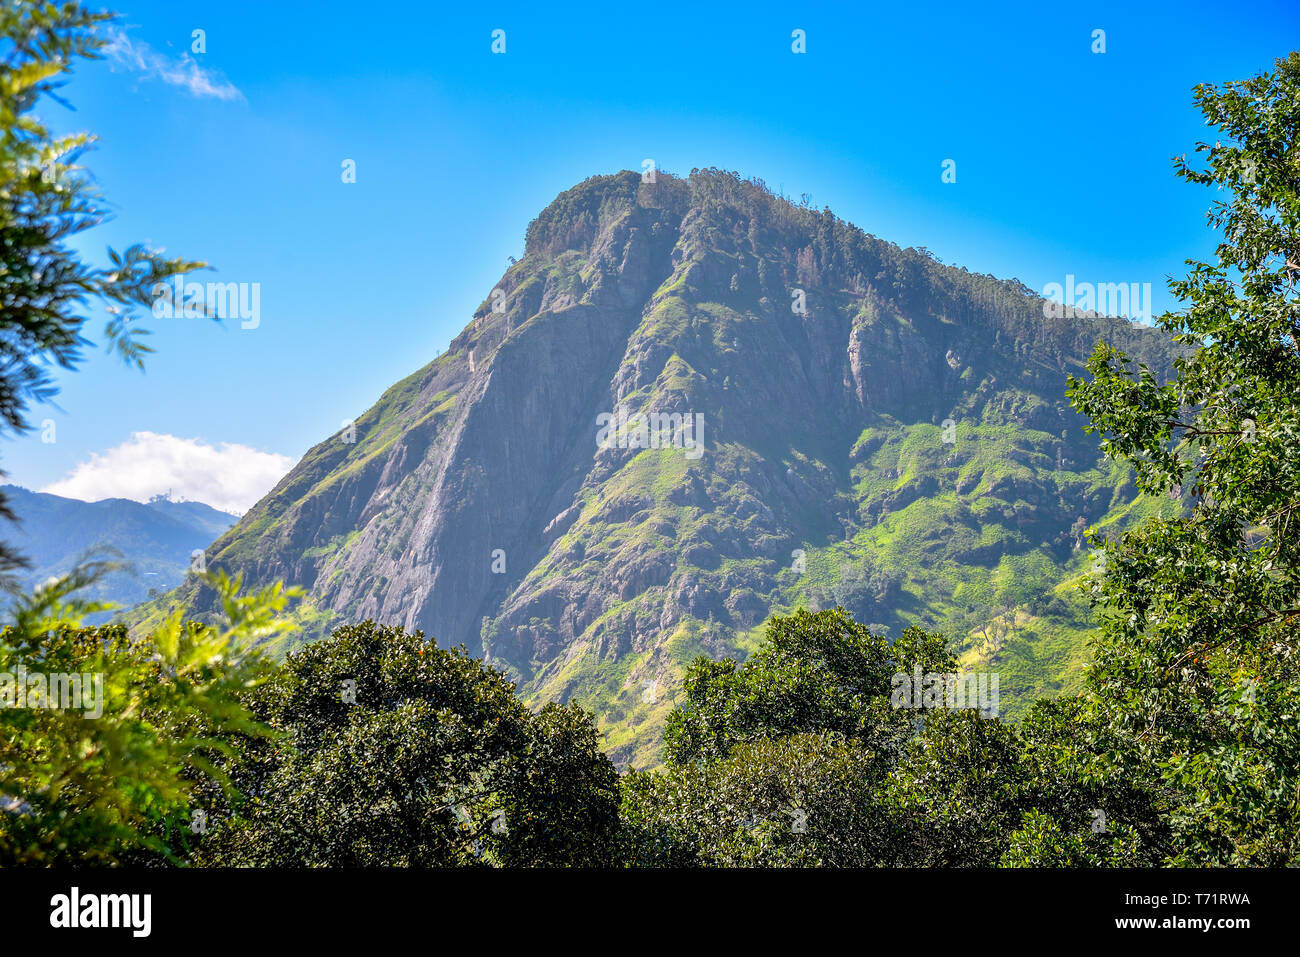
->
xmin=105 ymin=29 xmax=244 ymax=102
xmin=41 ymin=432 xmax=295 ymax=515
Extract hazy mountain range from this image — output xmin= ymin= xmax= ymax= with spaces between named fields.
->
xmin=2 ymin=485 xmax=237 ymax=616
xmin=138 ymin=169 xmax=1180 ymax=766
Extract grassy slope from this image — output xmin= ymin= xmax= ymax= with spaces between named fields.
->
xmin=515 ymin=395 xmax=1171 ymax=768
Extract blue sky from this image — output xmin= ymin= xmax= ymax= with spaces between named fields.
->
xmin=7 ymin=0 xmax=1297 ymax=512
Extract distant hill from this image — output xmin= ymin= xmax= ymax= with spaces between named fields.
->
xmin=1 ymin=486 xmax=238 ymax=617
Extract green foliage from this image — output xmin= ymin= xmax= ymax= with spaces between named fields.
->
xmin=1065 ymin=52 xmax=1300 ymax=865
xmin=200 ymin=620 xmax=620 ymax=866
xmin=1160 ymin=675 xmax=1300 ymax=865
xmin=806 ymin=554 xmax=900 ymax=625
xmin=523 ymin=171 xmax=643 ymax=258
xmin=884 ymin=698 xmax=1169 ymax=867
xmin=1000 ymin=810 xmax=1145 ymax=867
xmin=885 ymin=708 xmax=1033 ymax=866
xmin=628 ymin=605 xmax=1175 ymax=868
xmin=625 ymin=608 xmax=967 ymax=866
xmin=622 ymin=732 xmax=896 ymax=866
xmin=663 ymin=608 xmax=953 ymax=766
xmin=0 ymin=564 xmax=293 ymax=864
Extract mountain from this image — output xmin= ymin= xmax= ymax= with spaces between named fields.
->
xmin=3 ymin=486 xmax=238 ymax=616
xmin=142 ymin=497 xmax=242 ymax=540
xmin=147 ymin=169 xmax=1180 ymax=767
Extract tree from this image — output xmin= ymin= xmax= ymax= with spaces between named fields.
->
xmin=199 ymin=621 xmax=620 ymax=867
xmin=0 ymin=567 xmax=294 ymax=864
xmin=884 ymin=698 xmax=1169 ymax=868
xmin=1064 ymin=53 xmax=1300 ymax=865
xmin=663 ymin=607 xmax=953 ymax=767
xmin=621 ymin=732 xmax=898 ymax=866
xmin=808 ymin=556 xmax=901 ymax=627
xmin=0 ymin=1 xmax=208 ymax=581
xmin=623 ymin=609 xmax=956 ymax=866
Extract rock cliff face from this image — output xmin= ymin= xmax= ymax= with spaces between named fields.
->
xmin=181 ymin=169 xmax=1178 ymax=766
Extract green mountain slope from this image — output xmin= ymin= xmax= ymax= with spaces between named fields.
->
xmin=143 ymin=169 xmax=1179 ymax=767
